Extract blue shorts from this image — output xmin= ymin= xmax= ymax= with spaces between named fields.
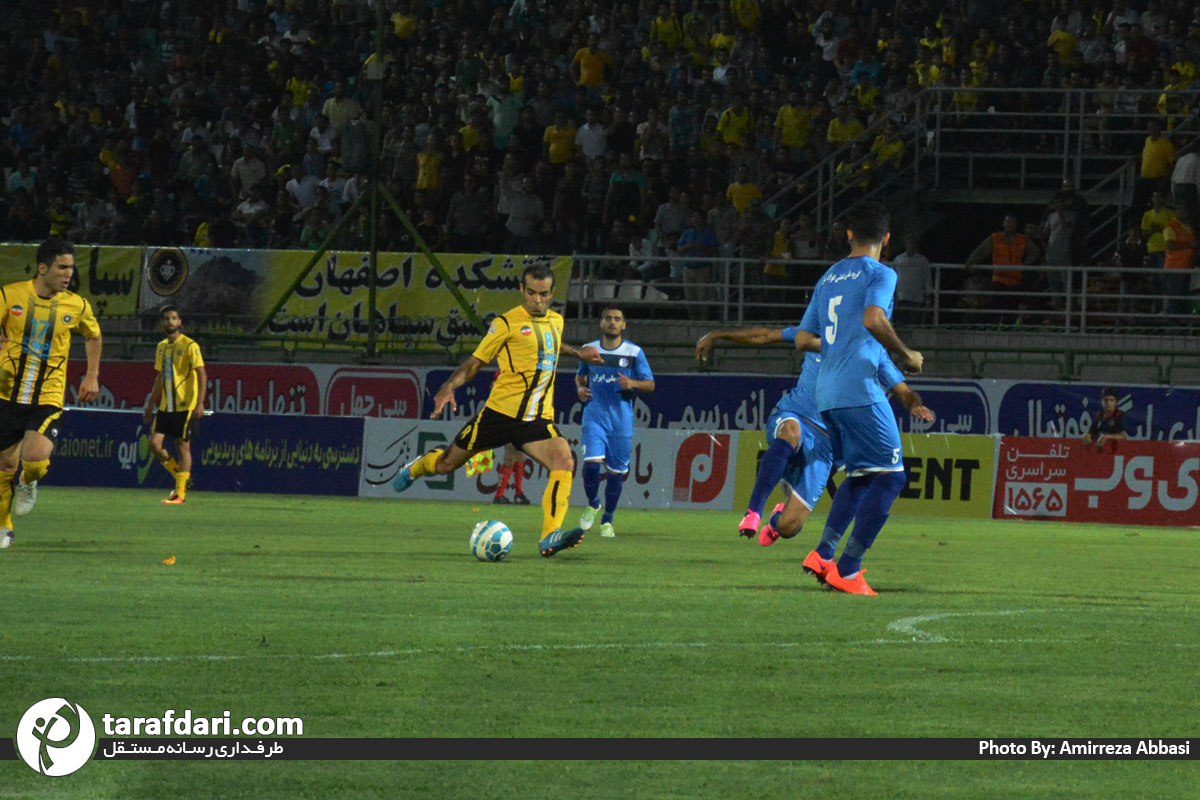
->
xmin=581 ymin=421 xmax=632 ymax=474
xmin=821 ymin=402 xmax=904 ymax=477
xmin=766 ymin=409 xmax=834 ymax=511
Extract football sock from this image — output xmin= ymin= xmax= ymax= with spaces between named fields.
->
xmin=159 ymin=455 xmax=180 ymax=477
xmin=748 ymin=437 xmax=795 ymax=516
xmin=0 ymin=469 xmax=14 ymax=529
xmin=816 ymin=475 xmax=867 ymax=560
xmin=175 ymin=471 xmax=190 ymax=500
xmin=602 ymin=471 xmax=624 ymax=525
xmin=541 ymin=469 xmax=572 ymax=537
xmin=409 ymin=449 xmax=443 ymax=479
xmin=512 ymin=461 xmax=525 ymax=494
xmin=21 ymin=459 xmax=49 ymax=484
xmin=494 ymin=463 xmax=513 ymax=497
xmin=582 ymin=460 xmax=603 ymax=508
xmin=836 ymin=471 xmax=907 ymax=578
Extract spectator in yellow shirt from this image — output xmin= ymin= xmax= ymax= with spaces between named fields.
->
xmin=726 ymin=164 xmax=762 ymax=214
xmin=1134 ymin=119 xmax=1176 ymax=215
xmin=1140 ymin=191 xmax=1176 ymax=270
xmin=571 ymin=35 xmax=613 ymax=88
xmin=717 ymin=96 xmax=752 ymax=149
xmin=774 ymin=90 xmax=813 ymax=154
xmin=544 ymin=111 xmax=578 ymax=166
xmin=826 ymin=103 xmax=866 ymax=146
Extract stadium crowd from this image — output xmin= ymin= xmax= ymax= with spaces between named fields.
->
xmin=1 ymin=0 xmax=1198 ymax=299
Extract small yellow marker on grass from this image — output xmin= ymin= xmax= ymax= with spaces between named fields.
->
xmin=161 ymin=555 xmax=176 ymax=565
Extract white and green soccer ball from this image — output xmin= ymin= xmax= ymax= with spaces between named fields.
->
xmin=470 ymin=520 xmax=513 ymax=562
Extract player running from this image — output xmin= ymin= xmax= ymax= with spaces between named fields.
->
xmin=794 ymin=202 xmax=924 ymax=595
xmin=575 ymin=306 xmax=655 ymax=538
xmin=0 ymin=238 xmax=102 ymax=549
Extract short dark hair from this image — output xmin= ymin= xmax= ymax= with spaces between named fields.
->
xmin=522 ymin=263 xmax=555 ymax=289
xmin=1101 ymin=387 xmax=1117 ymax=399
xmin=36 ymin=237 xmax=74 ymax=267
xmin=843 ymin=202 xmax=890 ymax=245
xmin=160 ymin=304 xmax=180 ymax=320
xmin=600 ymin=305 xmax=625 ymax=318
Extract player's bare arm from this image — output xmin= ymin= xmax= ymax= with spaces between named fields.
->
xmin=431 ymin=356 xmax=487 ymax=418
xmin=892 ymin=382 xmax=934 ymax=422
xmin=80 ymin=333 xmax=102 ymax=402
xmin=194 ymin=364 xmax=207 ymax=413
xmin=143 ymin=373 xmax=164 ymax=425
xmin=793 ymin=329 xmax=822 ymax=353
xmin=863 ymin=305 xmax=922 ymax=374
xmin=617 ymin=374 xmax=655 ymax=392
xmin=561 ymin=342 xmax=603 ymax=364
xmin=695 ymin=327 xmax=784 ymax=364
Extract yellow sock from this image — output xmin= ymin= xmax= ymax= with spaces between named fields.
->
xmin=541 ymin=469 xmax=572 ymax=537
xmin=0 ymin=470 xmax=14 ymax=529
xmin=21 ymin=459 xmax=49 ymax=484
xmin=175 ymin=472 xmax=190 ymax=500
xmin=409 ymin=449 xmax=443 ymax=479
xmin=161 ymin=456 xmax=180 ymax=477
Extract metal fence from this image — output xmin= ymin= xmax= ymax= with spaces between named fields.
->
xmin=568 ymin=254 xmax=1200 ymax=333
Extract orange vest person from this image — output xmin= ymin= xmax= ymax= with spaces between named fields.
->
xmin=1162 ymin=218 xmax=1195 ymax=270
xmin=965 ymin=214 xmax=1041 ymax=288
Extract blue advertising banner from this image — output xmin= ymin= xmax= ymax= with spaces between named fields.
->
xmin=50 ymin=411 xmax=363 ymax=495
xmin=423 ymin=369 xmax=995 ymax=434
xmin=996 ymin=383 xmax=1200 ymax=440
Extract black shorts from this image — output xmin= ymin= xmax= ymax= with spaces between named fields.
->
xmin=0 ymin=400 xmax=62 ymax=451
xmin=153 ymin=410 xmax=199 ymax=441
xmin=453 ymin=407 xmax=560 ymax=453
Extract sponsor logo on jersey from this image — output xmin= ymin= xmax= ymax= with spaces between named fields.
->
xmin=520 ymin=326 xmax=533 ymax=335
xmin=11 ymin=305 xmax=23 ymax=317
xmin=619 ymin=357 xmax=629 ymax=367
xmin=62 ymin=314 xmax=73 ymax=324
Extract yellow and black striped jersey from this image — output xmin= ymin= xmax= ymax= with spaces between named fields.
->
xmin=472 ymin=305 xmax=562 ymax=422
xmin=154 ymin=334 xmax=205 ymax=412
xmin=0 ymin=280 xmax=101 ymax=407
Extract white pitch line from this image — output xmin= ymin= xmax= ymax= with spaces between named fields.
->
xmin=886 ymin=609 xmax=1055 ymax=643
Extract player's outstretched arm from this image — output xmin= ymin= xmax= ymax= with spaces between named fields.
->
xmin=562 ymin=343 xmax=604 ymax=364
xmin=431 ymin=356 xmax=487 ymax=418
xmin=863 ymin=306 xmax=922 ymax=374
xmin=695 ymin=327 xmax=784 ymax=365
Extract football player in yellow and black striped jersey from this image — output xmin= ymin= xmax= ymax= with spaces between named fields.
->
xmin=0 ymin=238 xmax=102 ymax=549
xmin=393 ymin=263 xmax=603 ymax=557
xmin=142 ymin=305 xmax=207 ymax=505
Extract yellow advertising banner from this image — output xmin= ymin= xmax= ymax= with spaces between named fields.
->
xmin=0 ymin=244 xmax=141 ymax=317
xmin=139 ymin=248 xmax=572 ymax=348
xmin=735 ymin=433 xmax=997 ymax=519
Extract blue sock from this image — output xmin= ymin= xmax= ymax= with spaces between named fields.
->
xmin=583 ymin=461 xmax=603 ymax=508
xmin=602 ymin=472 xmax=624 ymax=524
xmin=817 ymin=475 xmax=866 ymax=560
xmin=836 ymin=471 xmax=907 ymax=577
xmin=748 ymin=437 xmax=795 ymax=516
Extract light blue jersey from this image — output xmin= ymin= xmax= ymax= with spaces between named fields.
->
xmin=578 ymin=338 xmax=653 ymax=473
xmin=778 ymin=327 xmax=822 ymax=426
xmin=799 ymin=255 xmax=897 ymax=411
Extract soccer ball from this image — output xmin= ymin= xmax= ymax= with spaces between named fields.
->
xmin=470 ymin=520 xmax=513 ymax=562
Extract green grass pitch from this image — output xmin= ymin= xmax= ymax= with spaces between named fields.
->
xmin=1 ymin=488 xmax=1197 ymax=798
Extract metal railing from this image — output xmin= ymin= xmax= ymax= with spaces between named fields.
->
xmin=568 ymin=254 xmax=1200 ymax=334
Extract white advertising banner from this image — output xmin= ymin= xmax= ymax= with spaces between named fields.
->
xmin=360 ymin=419 xmax=740 ymax=510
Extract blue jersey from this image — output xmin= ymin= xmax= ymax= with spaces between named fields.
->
xmin=778 ymin=326 xmax=904 ymax=426
xmin=800 ymin=255 xmax=897 ymax=411
xmin=778 ymin=327 xmax=822 ymax=425
xmin=577 ymin=338 xmax=654 ymax=433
